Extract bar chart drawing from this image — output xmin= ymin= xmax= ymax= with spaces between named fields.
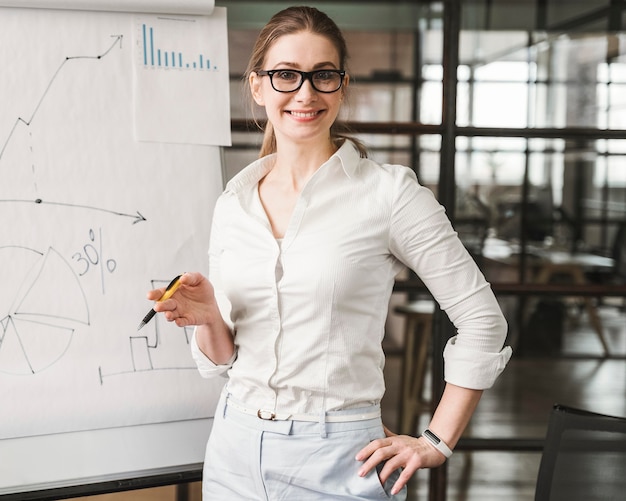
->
xmin=97 ymin=278 xmax=195 ymax=384
xmin=140 ymin=21 xmax=216 ymax=71
xmin=133 ymin=11 xmax=231 ymax=146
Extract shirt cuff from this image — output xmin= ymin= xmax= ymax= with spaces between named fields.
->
xmin=443 ymin=336 xmax=512 ymax=389
xmin=191 ymin=329 xmax=236 ymax=378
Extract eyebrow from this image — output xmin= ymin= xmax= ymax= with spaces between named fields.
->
xmin=271 ymin=61 xmax=340 ymax=70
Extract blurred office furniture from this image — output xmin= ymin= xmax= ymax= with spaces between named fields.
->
xmin=454 ymin=217 xmax=490 ymax=266
xmin=532 ymin=250 xmax=612 ymax=355
xmin=524 ymin=298 xmax=567 ymax=356
xmin=614 ymin=223 xmax=626 ymax=282
xmin=496 ymin=198 xmax=554 ymax=244
xmin=534 ymin=404 xmax=626 ymax=501
xmin=455 ymin=189 xmax=491 ymax=265
xmin=393 ymin=299 xmax=435 ymax=435
xmin=586 ymin=222 xmax=626 ymax=293
xmin=482 ymin=237 xmax=614 ymax=355
xmin=612 ymin=223 xmax=626 ymax=284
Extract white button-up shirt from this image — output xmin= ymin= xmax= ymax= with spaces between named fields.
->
xmin=192 ymin=141 xmax=511 ymax=415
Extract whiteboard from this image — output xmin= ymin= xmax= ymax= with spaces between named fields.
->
xmin=0 ymin=1 xmax=229 ymax=494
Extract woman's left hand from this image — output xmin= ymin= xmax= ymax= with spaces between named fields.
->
xmin=355 ymin=425 xmax=447 ymax=496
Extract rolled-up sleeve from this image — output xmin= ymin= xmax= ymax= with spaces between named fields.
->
xmin=444 ymin=335 xmax=512 ymax=389
xmin=389 ymin=166 xmax=512 ymax=389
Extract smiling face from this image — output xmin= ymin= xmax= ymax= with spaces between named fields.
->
xmin=249 ymin=31 xmax=348 ymax=150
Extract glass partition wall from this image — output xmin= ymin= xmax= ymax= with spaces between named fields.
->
xmin=217 ymin=2 xmax=626 ymax=499
xmin=223 ymin=0 xmax=626 ymax=257
xmin=458 ymin=24 xmax=626 ymax=259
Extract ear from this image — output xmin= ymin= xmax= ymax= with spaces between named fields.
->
xmin=340 ymin=73 xmax=349 ymax=100
xmin=249 ymin=72 xmax=265 ymax=106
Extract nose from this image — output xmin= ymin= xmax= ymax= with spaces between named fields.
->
xmin=295 ymin=77 xmax=317 ymax=101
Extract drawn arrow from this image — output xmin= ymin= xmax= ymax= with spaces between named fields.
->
xmin=0 ymin=199 xmax=146 ymax=224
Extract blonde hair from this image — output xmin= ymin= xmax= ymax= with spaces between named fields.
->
xmin=244 ymin=6 xmax=367 ymax=158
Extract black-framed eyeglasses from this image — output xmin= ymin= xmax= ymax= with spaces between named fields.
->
xmin=256 ymin=69 xmax=346 ymax=93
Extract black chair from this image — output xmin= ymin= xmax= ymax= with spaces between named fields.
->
xmin=534 ymin=404 xmax=626 ymax=501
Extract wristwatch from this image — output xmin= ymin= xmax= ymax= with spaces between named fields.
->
xmin=421 ymin=428 xmax=453 ymax=458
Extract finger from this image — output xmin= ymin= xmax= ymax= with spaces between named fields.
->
xmin=177 ymin=272 xmax=191 ymax=287
xmin=163 ymin=304 xmax=181 ymax=321
xmin=179 ymin=271 xmax=201 ymax=287
xmin=356 ymin=442 xmax=393 ymax=477
xmin=153 ymin=298 xmax=177 ymax=313
xmin=355 ymin=438 xmax=385 ymax=461
xmin=175 ymin=316 xmax=190 ymax=327
xmin=390 ymin=468 xmax=416 ymax=496
xmin=146 ymin=287 xmax=166 ymax=301
xmin=378 ymin=454 xmax=407 ymax=484
xmin=378 ymin=458 xmax=396 ymax=484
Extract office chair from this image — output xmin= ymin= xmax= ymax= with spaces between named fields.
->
xmin=534 ymin=404 xmax=626 ymax=501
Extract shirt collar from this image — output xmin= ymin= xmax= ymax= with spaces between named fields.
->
xmin=223 ymin=154 xmax=274 ymax=195
xmin=334 ymin=139 xmax=361 ymax=179
xmin=224 ymin=140 xmax=362 ymax=195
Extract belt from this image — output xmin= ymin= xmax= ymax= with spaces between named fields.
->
xmin=225 ymin=396 xmax=381 ymax=423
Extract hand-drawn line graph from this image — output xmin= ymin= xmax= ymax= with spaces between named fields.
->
xmin=0 ymin=245 xmax=89 ymax=375
xmin=0 ymin=35 xmax=123 ymax=163
xmin=0 ymin=34 xmax=146 ymax=225
xmin=98 ymin=278 xmax=195 ymax=385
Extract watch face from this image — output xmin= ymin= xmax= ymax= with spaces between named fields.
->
xmin=424 ymin=429 xmax=440 ymax=444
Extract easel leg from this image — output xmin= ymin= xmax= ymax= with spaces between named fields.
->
xmin=176 ymin=483 xmax=190 ymax=501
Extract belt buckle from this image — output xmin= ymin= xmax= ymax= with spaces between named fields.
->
xmin=257 ymin=409 xmax=276 ymax=420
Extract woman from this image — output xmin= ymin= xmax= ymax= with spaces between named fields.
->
xmin=149 ymin=6 xmax=511 ymax=500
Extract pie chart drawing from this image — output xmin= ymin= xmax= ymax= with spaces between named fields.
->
xmin=0 ymin=245 xmax=89 ymax=375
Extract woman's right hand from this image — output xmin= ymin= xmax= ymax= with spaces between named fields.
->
xmin=148 ymin=272 xmax=219 ymax=328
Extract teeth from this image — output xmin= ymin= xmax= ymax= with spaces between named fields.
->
xmin=290 ymin=111 xmax=318 ymax=118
